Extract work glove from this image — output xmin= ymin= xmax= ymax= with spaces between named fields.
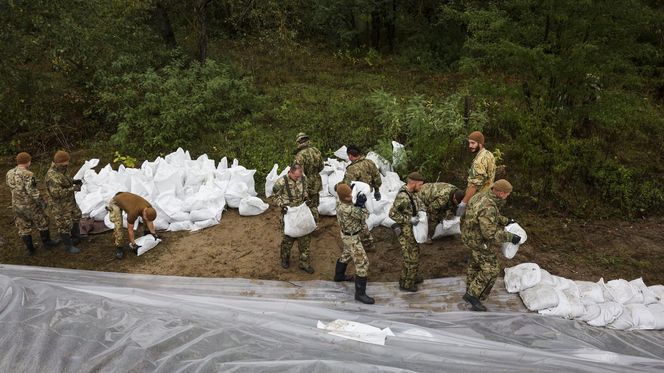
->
xmin=507 ymin=218 xmax=517 ymax=226
xmin=281 ymin=206 xmax=288 ymax=215
xmin=354 ymin=193 xmax=367 ymax=209
xmin=151 ymin=233 xmax=160 ymax=240
xmin=510 ymin=234 xmax=522 ymax=245
xmin=410 ymin=216 xmax=420 ymax=225
xmin=129 ymin=242 xmax=141 ymax=254
xmin=72 ymin=179 xmax=83 ymax=186
xmin=391 ymin=223 xmax=402 ymax=237
xmin=455 ymin=202 xmax=466 ymax=217
xmin=73 ymin=184 xmax=82 ymax=192
xmin=374 ymin=190 xmax=381 ymax=201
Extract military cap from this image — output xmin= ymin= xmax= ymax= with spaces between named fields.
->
xmin=16 ymin=152 xmax=31 ymax=165
xmin=492 ymin=179 xmax=513 ymax=193
xmin=468 ymin=131 xmax=485 ymax=146
xmin=54 ymin=150 xmax=70 ymax=164
xmin=407 ymin=172 xmax=425 ymax=182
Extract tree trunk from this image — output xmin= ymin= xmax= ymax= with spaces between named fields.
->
xmin=370 ymin=9 xmax=381 ymax=50
xmin=154 ymin=2 xmax=177 ymax=48
xmin=194 ymin=0 xmax=210 ymax=63
xmin=386 ymin=0 xmax=397 ymax=52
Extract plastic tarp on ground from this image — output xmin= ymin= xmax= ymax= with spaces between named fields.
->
xmin=0 ymin=265 xmax=663 ymax=372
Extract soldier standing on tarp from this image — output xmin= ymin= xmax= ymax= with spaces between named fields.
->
xmin=461 ymin=179 xmax=521 ymax=311
xmin=6 ymin=152 xmax=59 ymax=255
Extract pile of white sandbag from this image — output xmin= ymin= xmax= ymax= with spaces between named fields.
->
xmin=505 ymin=263 xmax=664 ymax=330
xmin=74 ymin=148 xmax=268 ymax=233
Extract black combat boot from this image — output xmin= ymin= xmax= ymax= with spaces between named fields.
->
xmin=463 ymin=293 xmax=487 ymax=312
xmin=21 ymin=235 xmax=36 ymax=256
xmin=334 ymin=259 xmax=354 ymax=282
xmin=115 ymin=246 xmax=125 ymax=260
xmin=39 ymin=230 xmax=60 ymax=248
xmin=60 ymin=233 xmax=80 ymax=254
xmin=299 ymin=263 xmax=315 ymax=274
xmin=71 ymin=221 xmax=82 ymax=245
xmin=415 ymin=275 xmax=424 ymax=284
xmin=281 ymin=256 xmax=289 ymax=269
xmin=354 ymin=276 xmax=375 ymax=304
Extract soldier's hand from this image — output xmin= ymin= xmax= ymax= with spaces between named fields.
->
xmin=72 ymin=179 xmax=83 ymax=186
xmin=73 ymin=184 xmax=82 ymax=192
xmin=391 ymin=223 xmax=402 ymax=237
xmin=151 ymin=233 xmax=160 ymax=240
xmin=281 ymin=206 xmax=288 ymax=215
xmin=510 ymin=234 xmax=522 ymax=245
xmin=373 ymin=190 xmax=381 ymax=201
xmin=455 ymin=202 xmax=466 ymax=217
xmin=354 ymin=193 xmax=367 ymax=209
xmin=410 ymin=216 xmax=420 ymax=225
xmin=129 ymin=242 xmax=141 ymax=254
xmin=507 ymin=218 xmax=517 ymax=226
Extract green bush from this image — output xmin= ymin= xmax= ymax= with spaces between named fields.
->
xmin=97 ymin=59 xmax=259 ymax=156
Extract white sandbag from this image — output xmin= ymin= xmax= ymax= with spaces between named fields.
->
xmin=647 ymin=303 xmax=664 ymax=329
xmin=189 ymin=208 xmax=220 ymax=222
xmin=368 ymin=199 xmax=390 ymax=216
xmin=217 ymin=156 xmax=228 ymax=170
xmin=413 ymin=211 xmax=428 ymax=244
xmin=239 ymin=197 xmax=269 ymax=216
xmin=168 ymin=221 xmax=193 ymax=232
xmin=350 ymin=181 xmax=372 ymax=201
xmin=629 ymin=278 xmax=658 ymax=305
xmin=608 ymin=304 xmax=655 ymax=331
xmin=327 ymin=170 xmax=345 ymax=197
xmin=432 ymin=217 xmax=461 ymax=239
xmin=366 ymin=151 xmax=392 ymax=176
xmin=649 ymin=285 xmax=664 ymax=302
xmin=379 ymin=172 xmax=404 ymax=200
xmin=577 ymin=303 xmax=602 ymax=322
xmin=229 ymin=168 xmax=257 ymax=197
xmin=334 ymin=145 xmax=349 ymax=161
xmin=366 ymin=213 xmax=386 ymax=231
xmin=153 ymin=217 xmax=170 ymax=231
xmin=283 ymin=203 xmax=316 ymax=238
xmin=381 ymin=216 xmax=397 ymax=229
xmin=192 ymin=218 xmax=219 ymax=231
xmin=575 ymin=279 xmax=605 ymax=304
xmin=265 ymin=164 xmax=289 ymax=198
xmin=90 ymin=205 xmax=107 ymax=222
xmin=501 ymin=223 xmax=527 ymax=259
xmin=538 ymin=288 xmax=584 ymax=319
xmin=320 ymin=173 xmax=330 ymax=197
xmin=153 ymin=163 xmax=184 ymax=194
xmin=164 ymin=147 xmax=190 ymax=166
xmin=392 ymin=141 xmax=406 ymax=169
xmin=586 ymin=302 xmax=624 ymax=327
xmin=78 ymin=191 xmax=105 ymax=215
xmin=504 ymin=263 xmax=542 ymax=293
xmin=603 ymin=279 xmax=635 ymax=304
xmin=130 ymin=177 xmax=155 ymax=198
xmin=225 ymin=182 xmax=250 ymax=209
xmin=155 ymin=192 xmax=185 ymax=219
xmin=538 ymin=269 xmax=555 ymax=286
xmin=134 ymin=234 xmax=161 ymax=256
xmin=520 ymin=284 xmax=559 ymax=311
xmin=318 ymin=196 xmax=337 ymax=216
xmin=73 ymin=158 xmax=99 ymax=180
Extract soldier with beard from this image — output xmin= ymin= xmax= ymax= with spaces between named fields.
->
xmin=456 ymin=131 xmax=496 ymax=217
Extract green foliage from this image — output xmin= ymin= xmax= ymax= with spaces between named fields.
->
xmin=97 ymin=58 xmax=258 ymax=156
xmin=370 ymin=90 xmax=487 ymax=180
xmin=113 ymin=151 xmax=137 ymax=168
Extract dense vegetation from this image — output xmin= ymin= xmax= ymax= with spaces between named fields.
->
xmin=2 ymin=0 xmax=663 ymax=217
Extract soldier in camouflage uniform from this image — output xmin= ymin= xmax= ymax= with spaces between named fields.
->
xmin=5 ymin=152 xmax=59 ymax=255
xmin=389 ymin=172 xmax=425 ymax=292
xmin=460 ymin=179 xmax=521 ymax=311
xmin=272 ymin=162 xmax=315 ymax=274
xmin=418 ymin=182 xmax=465 ymax=242
xmin=294 ymin=132 xmax=324 ymax=222
xmin=343 ymin=145 xmax=382 ymax=249
xmin=456 ymin=131 xmax=496 ymax=217
xmin=334 ymin=183 xmax=374 ymax=304
xmin=45 ymin=150 xmax=82 ymax=254
xmin=107 ymin=191 xmax=159 ymax=259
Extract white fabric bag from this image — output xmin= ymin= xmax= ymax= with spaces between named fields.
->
xmin=504 ymin=263 xmax=542 ymax=293
xmin=520 ymin=284 xmax=560 ymax=311
xmin=413 ymin=211 xmax=428 ymax=244
xmin=74 ymin=158 xmax=99 ymax=180
xmin=265 ymin=164 xmax=289 ymax=198
xmin=603 ymin=279 xmax=635 ymax=304
xmin=239 ymin=197 xmax=269 ymax=216
xmin=318 ymin=196 xmax=337 ymax=216
xmin=586 ymin=302 xmax=624 ymax=327
xmin=432 ymin=217 xmax=461 ymax=239
xmin=575 ymin=279 xmax=605 ymax=304
xmin=501 ymin=223 xmax=527 ymax=259
xmin=334 ymin=146 xmax=349 ymax=161
xmin=134 ymin=234 xmax=161 ymax=256
xmin=283 ymin=203 xmax=316 ymax=238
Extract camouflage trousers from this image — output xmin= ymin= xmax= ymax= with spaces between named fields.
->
xmin=466 ymin=245 xmax=500 ymax=300
xmin=51 ymin=198 xmax=82 ymax=234
xmin=280 ymin=217 xmax=311 ymax=266
xmin=398 ymin=225 xmax=420 ymax=289
xmin=107 ymin=199 xmax=125 ymax=247
xmin=339 ymin=233 xmax=369 ymax=277
xmin=13 ymin=205 xmax=49 ymax=236
xmin=360 ymin=223 xmax=374 ymax=247
xmin=307 ymin=175 xmax=322 ymax=223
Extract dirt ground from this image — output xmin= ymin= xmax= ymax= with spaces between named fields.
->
xmin=1 ymin=160 xmax=664 ymax=286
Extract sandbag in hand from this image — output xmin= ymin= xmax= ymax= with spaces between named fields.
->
xmin=455 ymin=202 xmax=466 ymax=217
xmin=391 ymin=223 xmax=402 ymax=237
xmin=507 ymin=218 xmax=517 ymax=226
xmin=355 ymin=193 xmax=367 ymax=209
xmin=129 ymin=242 xmax=141 ymax=254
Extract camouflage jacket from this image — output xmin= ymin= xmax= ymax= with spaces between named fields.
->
xmin=336 ymin=201 xmax=368 ymax=235
xmin=6 ymin=166 xmax=41 ymax=207
xmin=389 ymin=185 xmax=423 ymax=226
xmin=418 ymin=182 xmax=458 ymax=214
xmin=294 ymin=143 xmax=324 ymax=179
xmin=343 ymin=156 xmax=382 ymax=191
xmin=45 ymin=162 xmax=76 ymax=202
xmin=272 ymin=174 xmax=308 ymax=208
xmin=467 ymin=148 xmax=496 ymax=193
xmin=461 ymin=191 xmax=511 ymax=249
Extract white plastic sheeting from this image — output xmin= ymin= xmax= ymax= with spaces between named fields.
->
xmin=74 ymin=148 xmax=266 ymax=233
xmin=0 ymin=265 xmax=663 ymax=372
xmin=506 ymin=263 xmax=664 ymax=331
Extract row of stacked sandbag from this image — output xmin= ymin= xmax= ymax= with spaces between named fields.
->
xmin=505 ymin=263 xmax=664 ymax=330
